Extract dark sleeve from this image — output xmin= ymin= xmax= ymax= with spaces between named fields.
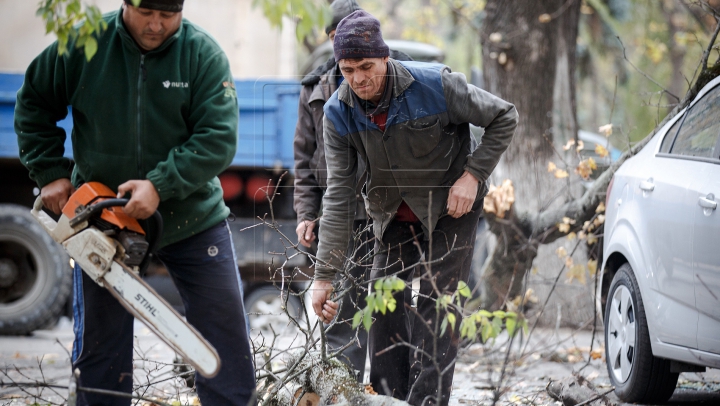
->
xmin=15 ymin=42 xmax=73 ymax=188
xmin=315 ymin=115 xmax=357 ymax=281
xmin=441 ymin=68 xmax=518 ymax=183
xmin=146 ymin=50 xmax=237 ymax=201
xmin=293 ymin=84 xmax=323 ymax=224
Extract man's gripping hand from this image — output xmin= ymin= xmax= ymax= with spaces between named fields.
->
xmin=446 ymin=171 xmax=479 ymax=218
xmin=311 ymin=279 xmax=338 ymax=323
xmin=41 ymin=178 xmax=75 ymax=215
xmin=296 ymin=219 xmax=317 ymax=248
xmin=117 ymin=180 xmax=160 ymax=220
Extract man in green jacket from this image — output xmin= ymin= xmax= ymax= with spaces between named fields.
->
xmin=15 ymin=0 xmax=255 ymax=404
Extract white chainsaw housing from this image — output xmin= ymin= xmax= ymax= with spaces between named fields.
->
xmin=31 ymin=197 xmax=221 ymax=378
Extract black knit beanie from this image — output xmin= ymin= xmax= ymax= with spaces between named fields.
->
xmin=325 ymin=0 xmax=361 ymax=34
xmin=333 ymin=10 xmax=389 ymax=62
xmin=124 ymin=0 xmax=184 ymax=12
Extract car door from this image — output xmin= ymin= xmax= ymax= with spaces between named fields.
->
xmin=658 ymin=80 xmax=720 ymax=353
xmin=694 ymin=164 xmax=720 ymax=354
xmin=641 ymin=149 xmax=700 ymax=348
xmin=672 ymin=82 xmax=720 ymax=355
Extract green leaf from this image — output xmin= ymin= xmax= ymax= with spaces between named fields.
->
xmin=440 ymin=316 xmax=448 ymax=337
xmin=383 ymin=277 xmax=394 ymax=293
xmin=363 ymin=306 xmax=373 ymax=332
xmin=352 ymin=310 xmax=363 ymax=329
xmin=506 ymin=317 xmax=516 ymax=337
xmin=477 ymin=310 xmax=493 ymax=318
xmin=521 ymin=318 xmax=529 ymax=335
xmin=393 ymin=279 xmax=405 ymax=291
xmin=447 ymin=312 xmax=456 ymax=332
xmin=386 ymin=298 xmax=396 ymax=313
xmin=457 ymin=281 xmax=471 ymax=298
xmin=131 ymin=0 xmax=141 ymax=6
xmin=378 ymin=296 xmax=387 ymax=315
xmin=481 ymin=320 xmax=492 ymax=343
xmin=374 ymin=278 xmax=383 ymax=292
xmin=491 ymin=316 xmax=503 ymax=334
xmin=492 ymin=310 xmax=506 ymax=319
xmin=84 ymin=36 xmax=97 ymax=61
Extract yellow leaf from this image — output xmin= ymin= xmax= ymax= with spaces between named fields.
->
xmin=565 ymin=256 xmax=575 ymax=268
xmin=483 ymin=179 xmax=515 ymax=219
xmin=566 ymin=264 xmax=586 ymax=284
xmin=588 ymin=157 xmax=597 ymax=170
xmin=562 ymin=217 xmax=576 ymax=225
xmin=595 ymin=144 xmax=609 ymax=158
xmin=531 ymin=267 xmax=539 ymax=275
xmin=587 ymin=233 xmax=598 ymax=245
xmin=556 ymin=246 xmax=568 ymax=258
xmin=596 ymin=202 xmax=606 ymax=213
xmin=554 ymin=169 xmax=569 ymax=178
xmin=538 ymin=13 xmax=552 ymax=23
xmin=489 ymin=32 xmax=503 ymax=43
xmin=578 ymin=231 xmax=587 ymax=240
xmin=576 ymin=140 xmax=585 ymax=152
xmin=563 ymin=139 xmax=576 ymax=151
xmin=575 ymin=159 xmax=594 ymax=180
xmin=588 ymin=259 xmax=598 ymax=276
xmin=548 ymin=161 xmax=557 ymax=172
xmin=593 ymin=214 xmax=606 ymax=227
xmin=590 ymin=349 xmax=603 ymax=360
xmin=567 ymin=232 xmax=577 ymax=241
xmin=598 ymin=124 xmax=613 ymax=137
xmin=558 ymin=223 xmax=571 ymax=233
xmin=583 ymin=220 xmax=593 ymax=232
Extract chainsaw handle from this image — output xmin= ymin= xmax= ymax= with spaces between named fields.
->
xmin=70 ymin=198 xmax=164 ymax=275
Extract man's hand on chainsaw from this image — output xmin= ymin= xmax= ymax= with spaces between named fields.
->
xmin=117 ymin=180 xmax=160 ymax=220
xmin=41 ymin=178 xmax=75 ymax=214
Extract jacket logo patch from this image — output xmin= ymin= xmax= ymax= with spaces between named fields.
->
xmin=162 ymin=80 xmax=189 ymax=88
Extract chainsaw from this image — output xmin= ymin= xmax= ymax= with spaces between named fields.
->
xmin=31 ymin=182 xmax=221 ymax=378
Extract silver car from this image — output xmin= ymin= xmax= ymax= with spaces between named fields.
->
xmin=600 ymin=75 xmax=720 ymax=403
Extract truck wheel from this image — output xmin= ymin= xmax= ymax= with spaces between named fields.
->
xmin=244 ymin=285 xmax=302 ymax=339
xmin=0 ymin=204 xmax=72 ymax=335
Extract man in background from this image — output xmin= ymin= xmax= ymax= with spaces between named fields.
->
xmin=294 ymin=0 xmax=412 ymax=381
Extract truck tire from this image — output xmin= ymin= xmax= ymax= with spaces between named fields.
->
xmin=0 ymin=204 xmax=72 ymax=335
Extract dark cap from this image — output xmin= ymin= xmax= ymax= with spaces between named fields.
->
xmin=325 ymin=0 xmax=361 ymax=35
xmin=124 ymin=0 xmax=184 ymax=12
xmin=333 ymin=10 xmax=389 ymax=62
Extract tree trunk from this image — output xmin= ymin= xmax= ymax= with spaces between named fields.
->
xmin=480 ymin=0 xmax=582 ymax=310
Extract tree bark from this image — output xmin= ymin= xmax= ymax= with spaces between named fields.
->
xmin=480 ymin=0 xmax=582 ymax=309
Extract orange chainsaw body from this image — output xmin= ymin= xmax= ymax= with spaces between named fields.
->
xmin=62 ymin=182 xmax=145 ymax=235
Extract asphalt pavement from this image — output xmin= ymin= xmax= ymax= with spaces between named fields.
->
xmin=1 ymin=319 xmax=718 ymax=405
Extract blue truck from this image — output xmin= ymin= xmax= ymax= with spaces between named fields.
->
xmin=0 ymin=39 xmax=446 ymax=335
xmin=0 ymin=72 xmax=310 ymax=334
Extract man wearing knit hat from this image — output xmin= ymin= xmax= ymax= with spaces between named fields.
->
xmin=310 ymin=9 xmax=518 ymax=405
xmin=15 ymin=1 xmax=255 ymax=405
xmin=294 ymin=0 xmax=413 ymax=382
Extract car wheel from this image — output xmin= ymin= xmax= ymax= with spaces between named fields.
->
xmin=0 ymin=204 xmax=72 ymax=335
xmin=244 ymin=285 xmax=302 ymax=339
xmin=605 ymin=263 xmax=678 ymax=403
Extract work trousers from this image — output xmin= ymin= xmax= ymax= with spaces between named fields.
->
xmin=368 ymin=200 xmax=483 ymax=406
xmin=71 ymin=220 xmax=256 ymax=406
xmin=325 ymin=220 xmax=372 ymax=380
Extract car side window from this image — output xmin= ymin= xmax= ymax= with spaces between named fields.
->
xmin=659 ymin=118 xmax=681 ymax=154
xmin=668 ymin=84 xmax=720 ymax=159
